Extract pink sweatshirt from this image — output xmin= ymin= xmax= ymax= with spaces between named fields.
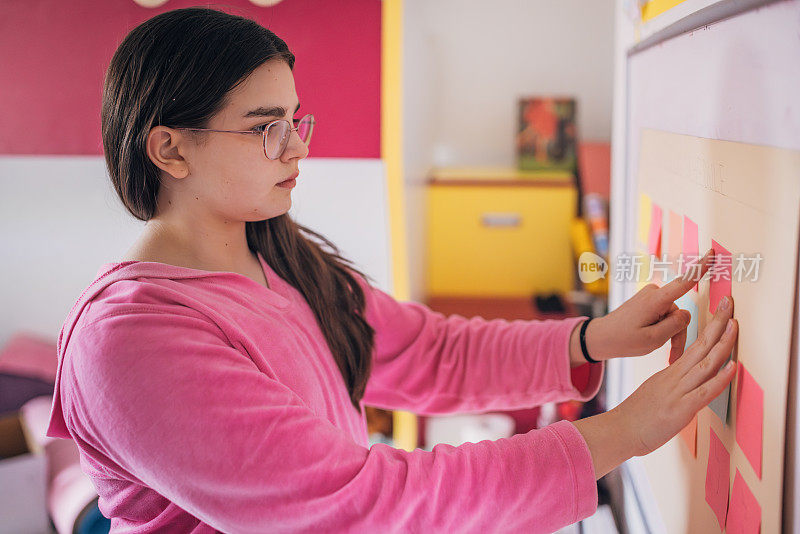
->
xmin=46 ymin=252 xmax=604 ymax=533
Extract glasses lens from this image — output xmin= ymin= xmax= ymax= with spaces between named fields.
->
xmin=297 ymin=114 xmax=314 ymax=145
xmin=265 ymin=120 xmax=290 ymax=159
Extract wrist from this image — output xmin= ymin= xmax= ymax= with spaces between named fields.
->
xmin=570 ymin=317 xmax=607 ymax=366
xmin=609 ymin=401 xmax=649 ymax=458
xmin=569 ymin=319 xmax=589 ymax=367
xmin=585 ymin=315 xmax=612 ymax=361
xmin=606 ymin=404 xmax=642 ymax=457
xmin=574 ymin=408 xmax=637 ymax=479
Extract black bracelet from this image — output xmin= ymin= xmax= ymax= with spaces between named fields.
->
xmin=579 ymin=318 xmax=600 ymax=364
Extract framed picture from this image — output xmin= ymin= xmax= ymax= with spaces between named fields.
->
xmin=516 ymin=97 xmax=577 ymax=172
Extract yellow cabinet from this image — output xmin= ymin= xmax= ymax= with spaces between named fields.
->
xmin=426 ymin=168 xmax=577 ymax=297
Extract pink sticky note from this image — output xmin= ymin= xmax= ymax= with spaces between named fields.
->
xmin=726 ymin=470 xmax=761 ymax=534
xmin=679 ymin=414 xmax=698 ymax=457
xmin=705 ymin=428 xmax=730 ymax=528
xmin=736 ymin=363 xmax=764 ymax=478
xmin=648 ymin=203 xmax=662 ymax=257
xmin=668 ymin=211 xmax=682 ymax=267
xmin=709 ymin=239 xmax=732 ymax=314
xmin=683 ymin=216 xmax=699 ymax=291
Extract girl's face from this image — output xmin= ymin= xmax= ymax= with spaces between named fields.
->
xmin=166 ymin=58 xmax=308 ymax=222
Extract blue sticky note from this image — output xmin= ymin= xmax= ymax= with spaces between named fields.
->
xmin=675 ymin=293 xmax=699 ymax=351
xmin=709 ymin=384 xmax=731 ymax=423
xmin=709 ymin=350 xmax=734 ymax=424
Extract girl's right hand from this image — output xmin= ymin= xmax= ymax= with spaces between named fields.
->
xmin=573 ymin=294 xmax=738 ymax=478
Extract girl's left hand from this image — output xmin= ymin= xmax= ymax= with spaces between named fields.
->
xmin=583 ymin=248 xmax=715 ymax=364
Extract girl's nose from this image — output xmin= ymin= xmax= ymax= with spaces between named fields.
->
xmin=281 ymin=129 xmax=309 ymax=162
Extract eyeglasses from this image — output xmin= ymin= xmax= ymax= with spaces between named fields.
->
xmin=175 ymin=113 xmax=315 ymax=160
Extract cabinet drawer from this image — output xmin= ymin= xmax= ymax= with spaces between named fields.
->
xmin=426 ymin=184 xmax=576 ymax=296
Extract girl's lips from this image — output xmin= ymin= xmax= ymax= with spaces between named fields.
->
xmin=278 ymin=171 xmax=299 ymax=184
xmin=276 ymin=172 xmax=298 ymax=189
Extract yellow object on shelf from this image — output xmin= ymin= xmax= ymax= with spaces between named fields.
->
xmin=429 ymin=167 xmax=573 ymax=183
xmin=570 ymin=217 xmax=608 ymax=296
xmin=426 ymin=168 xmax=577 ymax=297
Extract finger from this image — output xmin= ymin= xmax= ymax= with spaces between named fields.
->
xmin=669 ymin=320 xmax=688 ymax=364
xmin=637 ymin=283 xmax=659 ymax=295
xmin=657 ymin=248 xmax=715 ymax=304
xmin=680 ymin=318 xmax=738 ymax=392
xmin=673 ymin=295 xmax=735 ymax=373
xmin=682 ymin=355 xmax=737 ymax=414
xmin=644 ymin=307 xmax=690 ymax=351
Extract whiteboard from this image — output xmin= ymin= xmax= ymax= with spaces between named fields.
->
xmin=609 ymin=0 xmax=800 ymax=531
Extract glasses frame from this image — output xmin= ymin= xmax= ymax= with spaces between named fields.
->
xmin=175 ymin=113 xmax=315 ymax=160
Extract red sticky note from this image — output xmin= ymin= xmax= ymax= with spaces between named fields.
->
xmin=736 ymin=363 xmax=764 ymax=478
xmin=683 ymin=216 xmax=699 ymax=291
xmin=705 ymin=428 xmax=730 ymax=528
xmin=726 ymin=470 xmax=761 ymax=534
xmin=668 ymin=211 xmax=682 ymax=267
xmin=648 ymin=203 xmax=663 ymax=257
xmin=709 ymin=239 xmax=732 ymax=314
xmin=679 ymin=414 xmax=698 ymax=457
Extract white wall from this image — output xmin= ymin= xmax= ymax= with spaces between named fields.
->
xmin=0 ymin=156 xmax=392 ymax=347
xmin=403 ymin=0 xmax=615 ymax=300
xmin=402 ymin=0 xmax=439 ymax=302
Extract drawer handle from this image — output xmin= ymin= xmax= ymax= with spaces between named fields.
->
xmin=480 ymin=213 xmax=522 ymax=228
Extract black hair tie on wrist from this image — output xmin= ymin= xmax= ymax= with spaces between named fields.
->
xmin=579 ymin=318 xmax=600 ymax=364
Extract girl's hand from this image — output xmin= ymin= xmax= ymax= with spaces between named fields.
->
xmin=574 ymin=293 xmax=737 ymax=478
xmin=614 ymin=293 xmax=737 ymax=455
xmin=581 ymin=248 xmax=715 ymax=364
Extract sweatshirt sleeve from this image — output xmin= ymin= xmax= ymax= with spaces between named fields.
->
xmin=359 ymin=281 xmax=604 ymax=415
xmin=60 ymin=308 xmax=598 ymax=534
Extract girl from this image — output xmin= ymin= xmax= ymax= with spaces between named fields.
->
xmin=46 ymin=7 xmax=737 ymax=533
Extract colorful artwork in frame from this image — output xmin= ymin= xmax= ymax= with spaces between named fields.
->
xmin=516 ymin=97 xmax=577 ymax=172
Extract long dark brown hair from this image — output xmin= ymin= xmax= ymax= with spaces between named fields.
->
xmin=101 ymin=7 xmax=374 ymax=411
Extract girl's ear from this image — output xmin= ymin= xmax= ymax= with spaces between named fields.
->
xmin=146 ymin=126 xmax=190 ymax=179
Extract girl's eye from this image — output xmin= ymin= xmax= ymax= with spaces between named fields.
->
xmin=252 ymin=124 xmax=268 ymax=133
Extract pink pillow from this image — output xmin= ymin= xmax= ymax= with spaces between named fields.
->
xmin=0 ymin=332 xmax=58 ymax=383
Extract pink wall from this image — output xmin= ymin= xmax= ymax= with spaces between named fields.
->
xmin=0 ymin=0 xmax=380 ymax=158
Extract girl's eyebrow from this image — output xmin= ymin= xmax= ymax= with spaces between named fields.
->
xmin=243 ymin=102 xmax=301 ymax=118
